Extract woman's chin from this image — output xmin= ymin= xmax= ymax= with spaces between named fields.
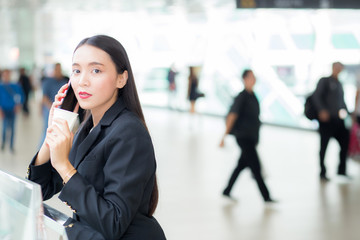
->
xmin=78 ymin=102 xmax=91 ymax=110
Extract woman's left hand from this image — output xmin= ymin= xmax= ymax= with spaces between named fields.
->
xmin=46 ymin=118 xmax=74 ymax=173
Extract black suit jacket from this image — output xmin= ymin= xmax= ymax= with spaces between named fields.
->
xmin=28 ymin=98 xmax=166 ymax=240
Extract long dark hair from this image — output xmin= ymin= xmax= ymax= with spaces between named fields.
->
xmin=74 ymin=35 xmax=158 ymax=216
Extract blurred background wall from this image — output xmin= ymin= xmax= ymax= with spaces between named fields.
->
xmin=1 ymin=0 xmax=360 ymax=129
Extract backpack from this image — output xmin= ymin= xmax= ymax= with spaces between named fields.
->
xmin=304 ymin=77 xmax=331 ymax=121
xmin=304 ymin=93 xmax=317 ymax=120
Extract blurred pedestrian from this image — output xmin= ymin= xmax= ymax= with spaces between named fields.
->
xmin=40 ymin=63 xmax=69 ymax=144
xmin=312 ymin=62 xmax=350 ymax=181
xmin=187 ymin=66 xmax=204 ymax=114
xmin=348 ymin=70 xmax=360 ymax=159
xmin=0 ymin=69 xmax=24 ymax=152
xmin=18 ymin=67 xmax=33 ymax=116
xmin=167 ymin=63 xmax=178 ymax=109
xmin=219 ymin=69 xmax=275 ymax=203
xmin=353 ymin=69 xmax=360 ymax=124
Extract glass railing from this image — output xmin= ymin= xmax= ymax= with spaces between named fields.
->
xmin=0 ymin=169 xmax=68 ymax=240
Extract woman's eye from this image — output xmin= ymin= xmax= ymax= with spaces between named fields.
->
xmin=92 ymin=69 xmax=100 ymax=74
xmin=72 ymin=69 xmax=80 ymax=74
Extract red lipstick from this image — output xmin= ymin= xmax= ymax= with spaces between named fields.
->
xmin=78 ymin=91 xmax=92 ymax=99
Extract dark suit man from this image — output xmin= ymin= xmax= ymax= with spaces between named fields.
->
xmin=220 ymin=69 xmax=274 ymax=203
xmin=312 ymin=62 xmax=350 ymax=181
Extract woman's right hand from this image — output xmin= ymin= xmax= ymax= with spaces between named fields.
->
xmin=35 ymin=83 xmax=69 ymax=166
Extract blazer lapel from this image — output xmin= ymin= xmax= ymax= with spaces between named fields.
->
xmin=71 ymin=98 xmax=126 ymax=169
xmin=73 ymin=125 xmax=101 ymax=169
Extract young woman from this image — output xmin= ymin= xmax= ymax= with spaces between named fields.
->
xmin=187 ymin=66 xmax=204 ymax=114
xmin=27 ymin=35 xmax=166 ymax=239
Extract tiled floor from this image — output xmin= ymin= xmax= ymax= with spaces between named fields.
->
xmin=1 ymin=97 xmax=360 ymax=240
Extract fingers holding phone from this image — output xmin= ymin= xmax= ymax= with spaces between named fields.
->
xmin=48 ymin=83 xmax=70 ymax=127
xmin=56 ymin=83 xmax=70 ymax=104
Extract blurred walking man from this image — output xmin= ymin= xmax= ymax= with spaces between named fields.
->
xmin=312 ymin=62 xmax=350 ymax=181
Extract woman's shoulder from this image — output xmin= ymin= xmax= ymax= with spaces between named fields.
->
xmin=112 ymin=109 xmax=149 ymax=138
xmin=103 ymin=109 xmax=154 ymax=152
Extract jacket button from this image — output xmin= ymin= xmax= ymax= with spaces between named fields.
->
xmin=66 ymin=223 xmax=74 ymax=228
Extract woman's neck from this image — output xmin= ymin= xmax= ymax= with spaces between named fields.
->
xmin=91 ymin=112 xmax=103 ymax=127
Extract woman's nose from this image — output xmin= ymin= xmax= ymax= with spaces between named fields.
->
xmin=78 ymin=72 xmax=89 ymax=86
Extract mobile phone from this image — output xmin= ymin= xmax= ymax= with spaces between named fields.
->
xmin=60 ymin=84 xmax=86 ymax=123
xmin=60 ymin=84 xmax=76 ymax=111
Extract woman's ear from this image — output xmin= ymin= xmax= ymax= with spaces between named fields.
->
xmin=116 ymin=70 xmax=128 ymax=89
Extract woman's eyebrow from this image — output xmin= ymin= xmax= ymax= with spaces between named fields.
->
xmin=88 ymin=62 xmax=104 ymax=66
xmin=72 ymin=62 xmax=104 ymax=67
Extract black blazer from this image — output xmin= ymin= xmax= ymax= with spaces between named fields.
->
xmin=28 ymin=98 xmax=166 ymax=240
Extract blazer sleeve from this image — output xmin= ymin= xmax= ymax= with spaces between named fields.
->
xmin=27 ymin=154 xmax=63 ymax=200
xmin=58 ymin=126 xmax=156 ymax=239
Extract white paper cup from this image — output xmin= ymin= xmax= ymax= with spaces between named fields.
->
xmin=53 ymin=108 xmax=79 ymax=132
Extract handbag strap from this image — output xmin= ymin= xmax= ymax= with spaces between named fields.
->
xmin=3 ymin=84 xmax=16 ymax=97
xmin=2 ymin=84 xmax=21 ymax=104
